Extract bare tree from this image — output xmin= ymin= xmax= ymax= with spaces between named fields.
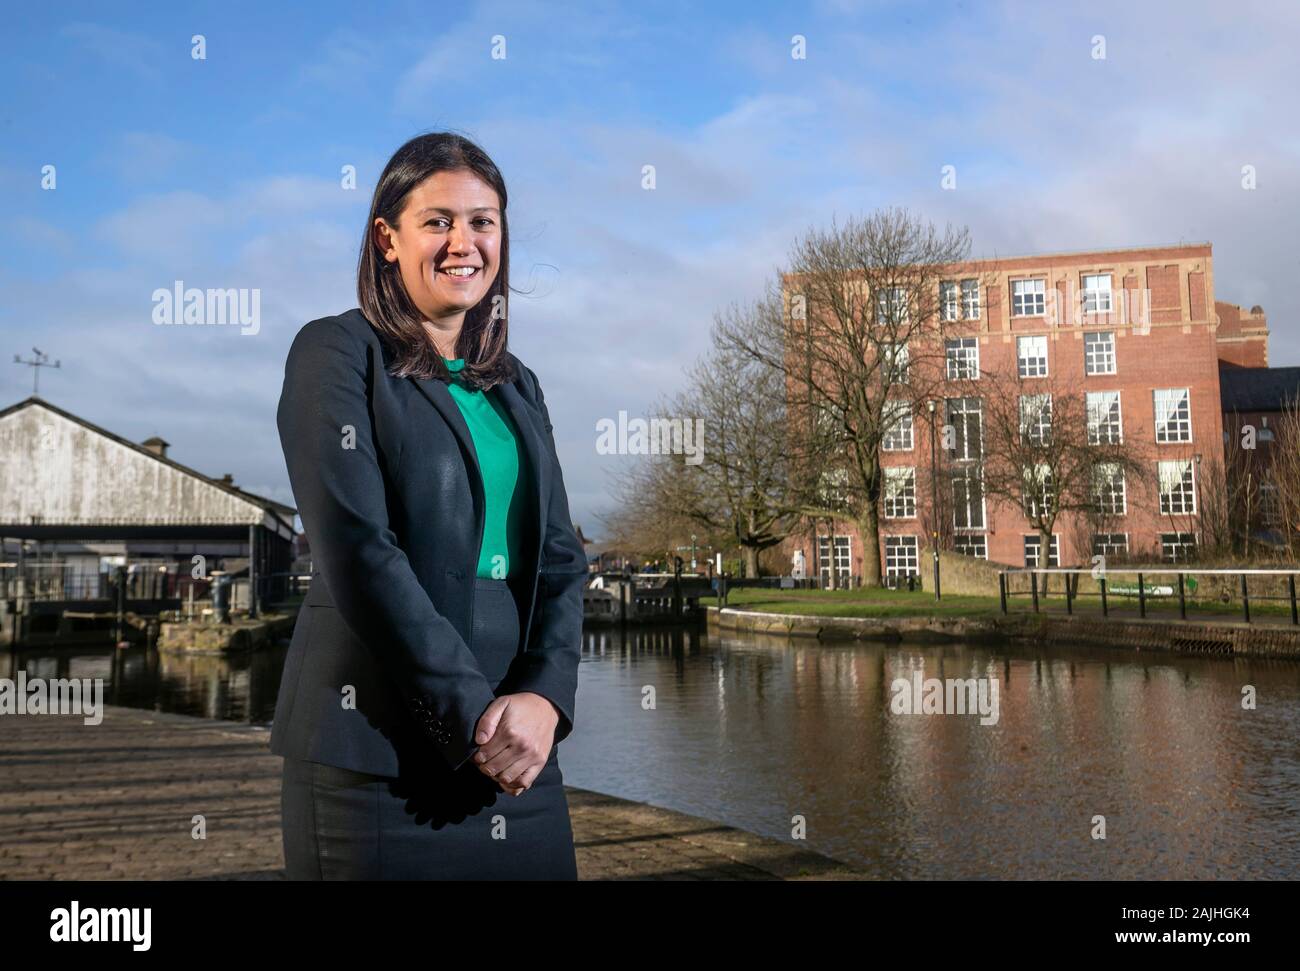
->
xmin=716 ymin=208 xmax=981 ymax=585
xmin=1196 ymin=431 xmax=1259 ymax=560
xmin=977 ymin=365 xmax=1151 ymax=577
xmin=1209 ymin=398 xmax=1300 ymax=561
xmin=1270 ymin=393 xmax=1300 ymax=559
xmin=602 ymin=297 xmax=801 ymax=578
xmin=599 ymin=452 xmax=703 ymax=564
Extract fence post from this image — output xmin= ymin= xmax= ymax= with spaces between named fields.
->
xmin=1100 ymin=577 xmax=1108 ymax=618
xmin=1066 ymin=574 xmax=1073 ymax=615
xmin=999 ymin=573 xmax=1007 ymax=614
xmin=1241 ymin=573 xmax=1250 ymax=625
xmin=1290 ymin=575 xmax=1297 ymax=627
xmin=1137 ymin=573 xmax=1146 ymax=619
xmin=1178 ymin=573 xmax=1186 ymax=620
xmin=1031 ymin=571 xmax=1039 ymax=613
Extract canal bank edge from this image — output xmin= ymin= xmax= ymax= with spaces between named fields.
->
xmin=0 ymin=704 xmax=869 ymax=881
xmin=706 ymin=606 xmax=1300 ymax=659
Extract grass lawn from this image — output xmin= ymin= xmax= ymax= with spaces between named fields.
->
xmin=700 ymin=585 xmax=1002 ymax=618
xmin=702 ymin=585 xmax=1299 ymax=623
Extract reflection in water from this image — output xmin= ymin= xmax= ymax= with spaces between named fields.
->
xmin=4 ymin=638 xmax=289 ymax=724
xmin=559 ymin=626 xmax=1300 ymax=879
xmin=10 ymin=625 xmax=1298 ymax=878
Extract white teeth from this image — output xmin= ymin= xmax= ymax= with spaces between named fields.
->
xmin=443 ymin=266 xmax=477 ymax=276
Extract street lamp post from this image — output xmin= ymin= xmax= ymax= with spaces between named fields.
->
xmin=927 ymin=399 xmax=941 ymax=600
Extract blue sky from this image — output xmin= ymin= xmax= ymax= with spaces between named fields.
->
xmin=2 ymin=0 xmax=1297 ymax=536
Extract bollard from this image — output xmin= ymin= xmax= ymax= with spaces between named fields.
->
xmin=1138 ymin=573 xmax=1145 ymax=618
xmin=1241 ymin=573 xmax=1250 ymax=624
xmin=1031 ymin=571 xmax=1039 ymax=613
xmin=999 ymin=573 xmax=1007 ymax=614
xmin=1290 ymin=575 xmax=1298 ymax=627
xmin=1066 ymin=575 xmax=1073 ymax=614
xmin=1178 ymin=573 xmax=1186 ymax=620
xmin=212 ymin=574 xmax=232 ymax=625
xmin=115 ymin=565 xmax=128 ymax=642
xmin=1100 ymin=577 xmax=1108 ymax=618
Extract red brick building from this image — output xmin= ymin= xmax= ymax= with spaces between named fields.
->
xmin=782 ymin=242 xmax=1271 ymax=583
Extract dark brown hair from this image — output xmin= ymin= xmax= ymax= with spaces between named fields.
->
xmin=357 ymin=131 xmax=514 ymax=389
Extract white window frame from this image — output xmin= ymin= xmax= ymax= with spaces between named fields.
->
xmin=953 ymin=534 xmax=988 ymax=559
xmin=951 ymin=467 xmax=986 ymax=530
xmin=1020 ymin=393 xmax=1052 ymax=446
xmin=940 ymin=281 xmax=959 ymax=322
xmin=1160 ymin=532 xmax=1198 ymax=563
xmin=1012 ymin=278 xmax=1046 ymax=317
xmin=876 ymin=287 xmax=908 ymax=326
xmin=817 ymin=466 xmax=851 ymax=506
xmin=1023 ymin=534 xmax=1060 ymax=568
xmin=1017 ymin=335 xmax=1048 ymax=377
xmin=1154 ymin=388 xmax=1192 ymax=443
xmin=884 ymin=535 xmax=920 ymax=577
xmin=817 ymin=534 xmax=853 ymax=582
xmin=882 ymin=341 xmax=910 ymax=385
xmin=1084 ymin=330 xmax=1116 ymax=375
xmin=1022 ymin=463 xmax=1054 ymax=519
xmin=881 ymin=400 xmax=914 ymax=451
xmin=883 ymin=466 xmax=917 ymax=519
xmin=1092 ymin=533 xmax=1129 ymax=557
xmin=1158 ymin=459 xmax=1197 ymax=515
xmin=946 ymin=396 xmax=983 ymax=460
xmin=945 ymin=338 xmax=980 ymax=381
xmin=1086 ymin=391 xmax=1123 ymax=444
xmin=961 ymin=279 xmax=980 ymax=320
xmin=1082 ymin=273 xmax=1113 ymax=313
xmin=1092 ymin=463 xmax=1127 ymax=515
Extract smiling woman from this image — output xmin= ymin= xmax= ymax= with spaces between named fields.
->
xmin=272 ymin=132 xmax=588 ymax=881
xmin=356 ymin=135 xmax=516 ymax=388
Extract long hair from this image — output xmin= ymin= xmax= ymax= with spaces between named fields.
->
xmin=357 ymin=132 xmax=514 ymax=389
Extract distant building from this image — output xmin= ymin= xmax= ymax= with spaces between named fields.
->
xmin=779 ymin=242 xmax=1271 ymax=581
xmin=1220 ymin=365 xmax=1300 ymax=540
xmin=1214 ymin=301 xmax=1270 ymax=368
xmin=0 ymin=395 xmax=296 ymax=608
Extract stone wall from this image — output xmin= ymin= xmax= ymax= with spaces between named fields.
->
xmin=707 ymin=606 xmax=1300 ymax=658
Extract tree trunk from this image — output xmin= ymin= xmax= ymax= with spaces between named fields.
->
xmin=859 ymin=508 xmax=882 ymax=587
xmin=742 ymin=545 xmax=759 ymax=579
xmin=1039 ymin=526 xmax=1053 ymax=598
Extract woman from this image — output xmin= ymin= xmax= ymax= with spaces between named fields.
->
xmin=271 ymin=132 xmax=587 ymax=880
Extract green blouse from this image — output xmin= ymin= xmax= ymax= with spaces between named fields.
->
xmin=442 ymin=357 xmax=529 ymax=579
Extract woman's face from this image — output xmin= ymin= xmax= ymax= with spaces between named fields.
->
xmin=375 ymin=169 xmax=502 ymax=329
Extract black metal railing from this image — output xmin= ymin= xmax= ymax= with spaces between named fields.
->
xmin=998 ymin=567 xmax=1300 ymax=626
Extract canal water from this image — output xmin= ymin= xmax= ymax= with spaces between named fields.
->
xmin=10 ymin=625 xmax=1298 ymax=878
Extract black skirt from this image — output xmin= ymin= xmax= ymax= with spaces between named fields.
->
xmin=280 ymin=577 xmax=578 ymax=880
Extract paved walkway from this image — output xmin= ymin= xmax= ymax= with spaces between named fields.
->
xmin=0 ymin=706 xmax=864 ymax=881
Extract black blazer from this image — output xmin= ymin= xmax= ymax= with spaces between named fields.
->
xmin=270 ymin=308 xmax=587 ymax=778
